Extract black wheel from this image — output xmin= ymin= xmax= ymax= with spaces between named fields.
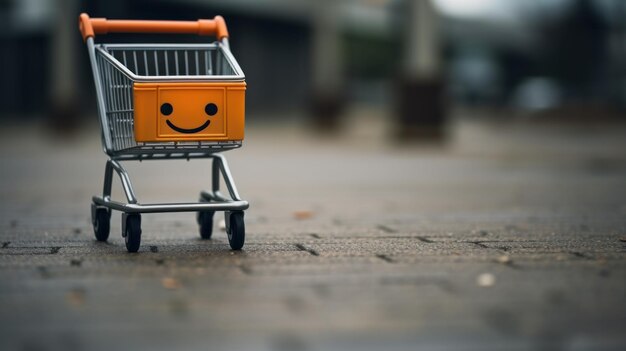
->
xmin=197 ymin=210 xmax=215 ymax=239
xmin=227 ymin=211 xmax=245 ymax=250
xmin=124 ymin=213 xmax=142 ymax=253
xmin=91 ymin=204 xmax=110 ymax=242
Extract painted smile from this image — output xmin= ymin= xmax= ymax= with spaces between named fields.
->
xmin=166 ymin=119 xmax=211 ymax=134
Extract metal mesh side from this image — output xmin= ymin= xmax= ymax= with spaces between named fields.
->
xmin=95 ymin=51 xmax=137 ymax=152
xmin=107 ymin=46 xmax=236 ymax=77
xmin=110 ymin=141 xmax=242 ymax=160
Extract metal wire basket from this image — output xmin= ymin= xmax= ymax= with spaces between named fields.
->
xmin=93 ymin=42 xmax=245 ymax=159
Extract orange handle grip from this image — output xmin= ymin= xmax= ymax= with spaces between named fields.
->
xmin=79 ymin=13 xmax=229 ymax=41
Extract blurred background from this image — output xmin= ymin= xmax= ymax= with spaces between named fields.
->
xmin=2 ymin=0 xmax=626 ymax=137
xmin=2 ymin=2 xmax=626 ymax=350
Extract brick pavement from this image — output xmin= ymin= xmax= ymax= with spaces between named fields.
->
xmin=0 ymin=116 xmax=625 ymax=350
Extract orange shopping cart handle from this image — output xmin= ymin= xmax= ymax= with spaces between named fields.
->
xmin=78 ymin=13 xmax=229 ymax=41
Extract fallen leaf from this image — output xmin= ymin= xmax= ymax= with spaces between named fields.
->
xmin=293 ymin=211 xmax=314 ymax=220
xmin=161 ymin=277 xmax=181 ymax=290
xmin=66 ymin=288 xmax=85 ymax=307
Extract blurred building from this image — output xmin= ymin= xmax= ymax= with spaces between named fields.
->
xmin=0 ymin=0 xmax=393 ymax=121
xmin=1 ymin=0 xmax=625 ymax=123
xmin=437 ymin=0 xmax=626 ymax=116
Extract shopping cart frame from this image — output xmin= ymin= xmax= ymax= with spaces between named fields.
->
xmin=80 ymin=13 xmax=249 ymax=252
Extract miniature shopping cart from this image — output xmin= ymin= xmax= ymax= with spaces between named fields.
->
xmin=79 ymin=13 xmax=248 ymax=252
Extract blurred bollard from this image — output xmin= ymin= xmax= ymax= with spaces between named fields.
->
xmin=48 ymin=0 xmax=80 ymax=134
xmin=310 ymin=0 xmax=345 ymax=132
xmin=397 ymin=79 xmax=446 ymax=139
xmin=395 ymin=0 xmax=446 ymax=141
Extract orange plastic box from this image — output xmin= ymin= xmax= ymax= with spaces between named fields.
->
xmin=133 ymin=82 xmax=246 ymax=142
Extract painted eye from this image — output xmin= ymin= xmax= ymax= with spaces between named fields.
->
xmin=205 ymin=103 xmax=218 ymax=116
xmin=160 ymin=103 xmax=173 ymax=116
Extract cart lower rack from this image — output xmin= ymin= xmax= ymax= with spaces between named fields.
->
xmin=79 ymin=13 xmax=249 ymax=252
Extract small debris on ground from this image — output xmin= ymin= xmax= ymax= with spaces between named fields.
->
xmin=496 ymin=255 xmax=511 ymax=264
xmin=619 ymin=237 xmax=626 ymax=243
xmin=293 ymin=211 xmax=314 ymax=220
xmin=66 ymin=288 xmax=85 ymax=307
xmin=477 ymin=273 xmax=496 ymax=287
xmin=161 ymin=277 xmax=182 ymax=290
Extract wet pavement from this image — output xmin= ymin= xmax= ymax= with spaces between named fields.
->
xmin=0 ymin=114 xmax=625 ymax=350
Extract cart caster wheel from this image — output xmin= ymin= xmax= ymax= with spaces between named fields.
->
xmin=197 ymin=210 xmax=215 ymax=239
xmin=227 ymin=211 xmax=245 ymax=250
xmin=91 ymin=204 xmax=111 ymax=242
xmin=123 ymin=213 xmax=142 ymax=253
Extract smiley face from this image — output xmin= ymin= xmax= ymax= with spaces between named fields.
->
xmin=160 ymin=102 xmax=218 ymax=134
xmin=157 ymin=88 xmax=226 ymax=138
